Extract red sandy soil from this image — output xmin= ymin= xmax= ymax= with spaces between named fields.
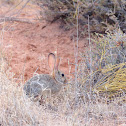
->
xmin=0 ymin=2 xmax=88 ymax=81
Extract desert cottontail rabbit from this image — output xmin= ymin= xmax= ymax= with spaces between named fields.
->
xmin=23 ymin=53 xmax=67 ymax=101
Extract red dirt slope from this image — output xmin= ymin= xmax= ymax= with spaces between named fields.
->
xmin=1 ymin=3 xmax=88 ymax=81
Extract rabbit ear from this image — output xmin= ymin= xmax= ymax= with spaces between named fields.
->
xmin=55 ymin=57 xmax=60 ymax=70
xmin=48 ymin=53 xmax=56 ymax=72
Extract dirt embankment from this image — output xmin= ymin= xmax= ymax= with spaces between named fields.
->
xmin=1 ymin=3 xmax=88 ymax=81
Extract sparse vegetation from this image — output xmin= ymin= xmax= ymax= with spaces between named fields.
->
xmin=0 ymin=0 xmax=126 ymax=126
xmin=78 ymin=29 xmax=126 ymax=97
xmin=38 ymin=0 xmax=126 ymax=34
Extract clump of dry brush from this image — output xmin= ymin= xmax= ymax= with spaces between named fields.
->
xmin=37 ymin=0 xmax=126 ymax=34
xmin=78 ymin=29 xmax=126 ymax=98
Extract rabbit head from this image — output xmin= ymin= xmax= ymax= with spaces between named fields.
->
xmin=48 ymin=53 xmax=67 ymax=84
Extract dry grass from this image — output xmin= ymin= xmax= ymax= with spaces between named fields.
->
xmin=0 ymin=48 xmax=125 ymax=125
xmin=0 ymin=71 xmax=126 ymax=126
xmin=0 ymin=71 xmax=69 ymax=125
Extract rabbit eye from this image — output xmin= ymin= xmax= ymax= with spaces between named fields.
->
xmin=62 ymin=74 xmax=64 ymax=77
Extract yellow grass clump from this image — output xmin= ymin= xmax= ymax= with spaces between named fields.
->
xmin=94 ymin=63 xmax=126 ymax=94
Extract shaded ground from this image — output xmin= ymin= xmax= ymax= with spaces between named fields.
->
xmin=0 ymin=3 xmax=88 ymax=81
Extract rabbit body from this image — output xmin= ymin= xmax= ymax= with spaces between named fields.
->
xmin=23 ymin=53 xmax=67 ymax=101
xmin=24 ymin=72 xmax=66 ymax=98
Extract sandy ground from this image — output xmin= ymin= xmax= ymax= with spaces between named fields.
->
xmin=0 ymin=2 xmax=88 ymax=81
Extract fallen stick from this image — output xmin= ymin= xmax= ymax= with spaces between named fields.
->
xmin=0 ymin=16 xmax=34 ymax=24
